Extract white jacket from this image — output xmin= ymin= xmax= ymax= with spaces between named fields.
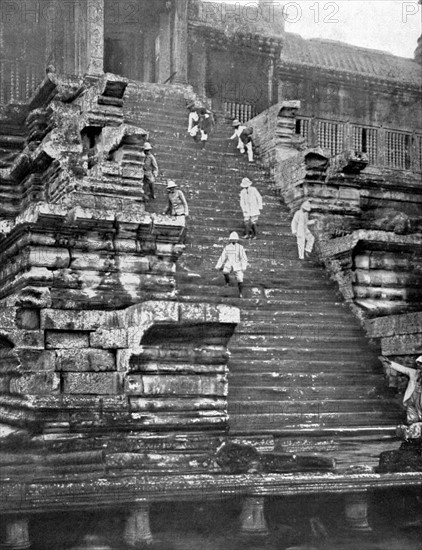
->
xmin=216 ymin=243 xmax=248 ymax=272
xmin=291 ymin=209 xmax=310 ymax=238
xmin=240 ymin=186 xmax=263 ymax=217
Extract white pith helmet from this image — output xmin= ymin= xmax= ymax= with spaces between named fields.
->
xmin=240 ymin=178 xmax=252 ymax=188
xmin=229 ymin=232 xmax=239 ymax=241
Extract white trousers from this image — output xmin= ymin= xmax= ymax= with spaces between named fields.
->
xmin=237 ymin=138 xmax=253 ymax=161
xmin=296 ymin=230 xmax=315 ymax=259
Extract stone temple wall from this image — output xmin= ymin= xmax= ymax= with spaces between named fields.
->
xmin=250 ymin=101 xmax=422 ymax=384
xmin=0 ymin=72 xmax=239 ymax=475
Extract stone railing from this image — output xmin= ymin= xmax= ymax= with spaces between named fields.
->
xmin=223 ymin=100 xmax=256 ymax=123
xmin=296 ymin=115 xmax=422 ymax=174
xmin=249 ymin=100 xmax=422 ymax=368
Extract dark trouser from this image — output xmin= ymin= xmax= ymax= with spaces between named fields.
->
xmin=143 ymin=173 xmax=155 ymax=200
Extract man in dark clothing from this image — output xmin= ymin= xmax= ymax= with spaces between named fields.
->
xmin=198 ymin=108 xmax=215 ymax=149
xmin=143 ymin=142 xmax=159 ymax=201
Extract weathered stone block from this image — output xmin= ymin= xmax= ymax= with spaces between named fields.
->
xmin=149 ymin=258 xmax=175 ymax=274
xmin=0 ymin=308 xmax=18 ymax=329
xmin=62 ymin=372 xmax=121 ymax=394
xmin=381 ymin=333 xmax=422 ymax=356
xmin=15 ymin=308 xmax=40 ymax=330
xmin=155 ymin=243 xmax=174 ymax=256
xmin=203 ymin=305 xmax=220 ymax=322
xmin=0 ymin=350 xmax=56 ymax=373
xmin=124 ymin=301 xmax=179 ymax=327
xmin=128 ymin=397 xmax=226 ymax=412
xmin=28 ymin=247 xmax=70 ymax=268
xmin=10 ymin=372 xmax=60 ymax=395
xmin=217 ymin=304 xmax=240 ymax=324
xmin=179 ymin=303 xmax=205 ymax=322
xmin=90 ymin=329 xmax=128 ymax=349
xmin=124 ymin=374 xmax=228 ymax=396
xmin=41 ymin=309 xmax=110 ymax=330
xmin=56 ymin=349 xmax=116 ymax=372
xmin=116 ymin=256 xmax=150 ymax=273
xmin=366 ymin=312 xmax=422 ymax=338
xmin=0 ymin=375 xmax=11 ymax=392
xmin=0 ymin=330 xmax=44 ymax=349
xmin=354 ymin=255 xmax=370 ymax=269
xmin=45 ymin=331 xmax=90 ymax=349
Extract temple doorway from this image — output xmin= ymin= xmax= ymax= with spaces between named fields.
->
xmin=104 ymin=0 xmax=172 ymax=83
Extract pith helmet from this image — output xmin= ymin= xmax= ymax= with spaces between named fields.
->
xmin=302 ymin=200 xmax=311 ymax=211
xmin=232 ymin=119 xmax=241 ymax=127
xmin=229 ymin=232 xmax=239 ymax=241
xmin=416 ymin=355 xmax=422 ymax=368
xmin=166 ymin=180 xmax=177 ymax=189
xmin=241 ymin=178 xmax=252 ymax=188
xmin=143 ymin=142 xmax=152 ymax=150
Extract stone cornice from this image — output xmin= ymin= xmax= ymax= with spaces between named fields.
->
xmin=278 ymin=61 xmax=422 ymax=94
xmin=189 ymin=22 xmax=283 ymax=56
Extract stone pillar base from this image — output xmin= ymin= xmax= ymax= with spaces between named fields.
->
xmin=4 ymin=517 xmax=31 ymax=549
xmin=124 ymin=504 xmax=153 ymax=547
xmin=240 ymin=496 xmax=268 ymax=535
xmin=344 ymin=492 xmax=372 ymax=532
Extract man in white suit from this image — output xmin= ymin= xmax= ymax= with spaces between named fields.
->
xmin=240 ymin=177 xmax=263 ymax=239
xmin=291 ymin=200 xmax=315 ymax=259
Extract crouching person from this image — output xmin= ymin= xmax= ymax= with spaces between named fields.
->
xmin=215 ymin=232 xmax=248 ymax=298
xmin=230 ymin=119 xmax=254 ymax=162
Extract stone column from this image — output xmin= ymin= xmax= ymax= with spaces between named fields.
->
xmin=124 ymin=504 xmax=153 ymax=547
xmin=240 ymin=497 xmax=268 ymax=535
xmin=4 ymin=517 xmax=31 ymax=549
xmin=86 ymin=0 xmax=105 ymax=75
xmin=158 ymin=10 xmax=172 ymax=83
xmin=45 ymin=0 xmax=104 ymax=76
xmin=172 ymin=0 xmax=189 ymax=84
xmin=268 ymin=55 xmax=275 ymax=108
xmin=344 ymin=492 xmax=372 ymax=532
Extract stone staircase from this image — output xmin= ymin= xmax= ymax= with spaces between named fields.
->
xmin=124 ymin=83 xmax=403 ymax=468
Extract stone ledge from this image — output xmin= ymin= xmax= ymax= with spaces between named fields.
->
xmin=1 ymin=471 xmax=421 ymax=514
xmin=365 ymin=311 xmax=422 ymax=338
xmin=320 ymin=230 xmax=422 ymax=259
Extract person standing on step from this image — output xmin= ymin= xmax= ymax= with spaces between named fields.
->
xmin=215 ymin=232 xmax=248 ymax=298
xmin=291 ymin=200 xmax=315 ymax=260
xmin=240 ymin=177 xmax=263 ymax=239
xmin=143 ymin=142 xmax=159 ymax=201
xmin=229 ymin=119 xmax=254 ymax=162
xmin=187 ymin=102 xmax=200 ymax=141
xmin=163 ymin=181 xmax=189 ymax=243
xmin=198 ymin=108 xmax=215 ymax=149
xmin=380 ymin=355 xmax=422 ymax=440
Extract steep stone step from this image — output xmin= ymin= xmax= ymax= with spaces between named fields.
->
xmin=228 ymin=411 xmax=400 ymax=430
xmin=229 ymin=398 xmax=395 ymax=413
xmin=122 ymin=88 xmax=401 ymax=444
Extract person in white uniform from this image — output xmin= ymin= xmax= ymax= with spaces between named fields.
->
xmin=239 ymin=177 xmax=263 ymax=239
xmin=215 ymin=232 xmax=248 ymax=298
xmin=291 ymin=200 xmax=315 ymax=260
